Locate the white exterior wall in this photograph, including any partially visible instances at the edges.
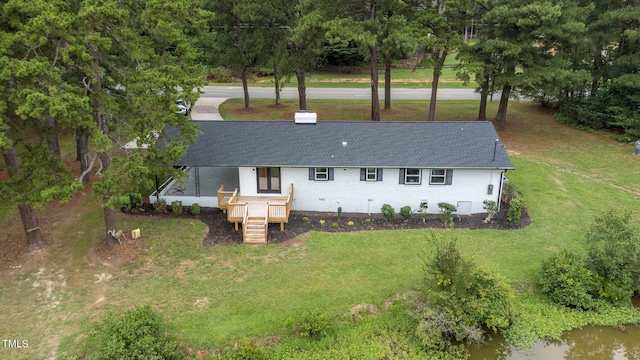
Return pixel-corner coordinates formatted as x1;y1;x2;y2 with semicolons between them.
238;167;505;215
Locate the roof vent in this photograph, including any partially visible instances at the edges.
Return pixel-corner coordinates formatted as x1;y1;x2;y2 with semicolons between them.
294;111;317;124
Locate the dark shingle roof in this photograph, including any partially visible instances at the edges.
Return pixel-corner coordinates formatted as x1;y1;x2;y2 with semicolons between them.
171;120;514;169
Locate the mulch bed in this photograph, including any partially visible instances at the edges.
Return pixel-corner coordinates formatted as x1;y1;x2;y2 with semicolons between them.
133;204;530;246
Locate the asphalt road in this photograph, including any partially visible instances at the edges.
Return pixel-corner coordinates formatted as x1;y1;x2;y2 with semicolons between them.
201;86;482;101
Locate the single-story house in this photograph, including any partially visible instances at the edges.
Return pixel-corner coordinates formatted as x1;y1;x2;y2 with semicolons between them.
151;116;513;242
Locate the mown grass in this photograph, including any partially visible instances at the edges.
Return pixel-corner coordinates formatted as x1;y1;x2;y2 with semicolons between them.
1;99;640;359
219;98;490;122
209;54;473;89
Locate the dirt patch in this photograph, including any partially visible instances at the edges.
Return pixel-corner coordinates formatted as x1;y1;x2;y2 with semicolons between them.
92;237;145;267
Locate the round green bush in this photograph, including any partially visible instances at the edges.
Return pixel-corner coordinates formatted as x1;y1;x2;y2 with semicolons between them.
302;216;310;223
331;223;340;229
86;305;183;360
400;206;412;221
381;204;395;223
190;203;201;216
538;249;597;310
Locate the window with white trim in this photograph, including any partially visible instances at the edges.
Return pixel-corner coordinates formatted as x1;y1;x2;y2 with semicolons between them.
315;167;328;180
366;168;377;181
404;168;421;184
429;169;453;185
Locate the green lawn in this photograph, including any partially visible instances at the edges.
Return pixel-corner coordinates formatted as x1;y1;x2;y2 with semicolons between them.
1;100;640;359
209;53;474;89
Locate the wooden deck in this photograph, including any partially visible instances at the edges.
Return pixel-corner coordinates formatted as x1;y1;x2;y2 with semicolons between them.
217;184;294;243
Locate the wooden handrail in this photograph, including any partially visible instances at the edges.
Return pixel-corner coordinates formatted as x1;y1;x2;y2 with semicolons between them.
242;205;249;241
264;205;269;241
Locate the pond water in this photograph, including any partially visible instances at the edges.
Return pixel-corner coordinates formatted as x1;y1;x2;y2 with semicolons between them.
469;325;640;360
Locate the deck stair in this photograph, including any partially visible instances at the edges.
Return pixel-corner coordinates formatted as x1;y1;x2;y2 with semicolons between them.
218;183;294;244
243;215;268;244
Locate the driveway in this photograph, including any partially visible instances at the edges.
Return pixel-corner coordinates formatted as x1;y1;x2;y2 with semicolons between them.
191;97;227;121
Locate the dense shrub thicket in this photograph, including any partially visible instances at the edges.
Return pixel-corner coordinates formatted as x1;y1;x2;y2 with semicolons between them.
539;210;640;307
415;235;513;358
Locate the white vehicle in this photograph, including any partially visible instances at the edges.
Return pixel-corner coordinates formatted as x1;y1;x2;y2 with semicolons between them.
176;99;191;115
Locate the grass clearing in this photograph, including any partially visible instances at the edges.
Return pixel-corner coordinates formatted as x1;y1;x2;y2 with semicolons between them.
210;55;473;89
1;99;640;358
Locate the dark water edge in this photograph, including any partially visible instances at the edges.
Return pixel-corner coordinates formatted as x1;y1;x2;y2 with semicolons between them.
468;325;640;360
470;297;640;359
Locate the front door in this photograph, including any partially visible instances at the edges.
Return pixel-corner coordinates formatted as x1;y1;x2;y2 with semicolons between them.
257;167;281;193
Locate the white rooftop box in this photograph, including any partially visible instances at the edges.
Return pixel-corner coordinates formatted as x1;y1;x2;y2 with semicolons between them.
294;111;317;124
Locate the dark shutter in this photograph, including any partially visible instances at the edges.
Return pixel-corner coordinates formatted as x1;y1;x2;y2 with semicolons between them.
328;168;334;181
398;168;405;184
309;168;314;180
360;168;366;181
377;168;383;181
445;169;453;185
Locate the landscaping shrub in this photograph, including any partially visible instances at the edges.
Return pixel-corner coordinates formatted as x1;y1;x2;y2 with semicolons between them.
302;216;310;223
337;206;342;220
506;197;524;225
538;249;598;310
437;202;457;228
482;200;498;223
153;198;167;213
331;223;340;229
381;204;395;223
125;192;143;211
501;181;519;202
86;305;183;360
400;206;412;221
190;203;201;216
364;218;372;225
171;200;183;215
416;200;429;222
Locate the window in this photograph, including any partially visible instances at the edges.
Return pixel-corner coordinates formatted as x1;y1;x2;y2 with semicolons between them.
398;168;421;184
315;168;328;180
309;167;334;181
360;168;383;181
429;169;453;185
366;168;377;181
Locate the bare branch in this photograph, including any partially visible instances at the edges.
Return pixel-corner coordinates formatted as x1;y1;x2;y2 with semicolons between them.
77;153;98;182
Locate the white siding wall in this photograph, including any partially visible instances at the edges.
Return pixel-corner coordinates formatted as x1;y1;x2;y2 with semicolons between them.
238;167;504;214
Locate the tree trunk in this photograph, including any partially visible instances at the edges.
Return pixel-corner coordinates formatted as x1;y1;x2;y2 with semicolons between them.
478;92;488;121
97;151;119;246
241;68;250;109
384;56;392;110
273;60;281;105
428;51;448;121
3;147;45;252
295;65;307;110
103;206;119;246
45;116;60;157
428;69;440;121
496;83;512;131
76;128;90;183
370;46;381;121
19;204;45;252
478;70;490;120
